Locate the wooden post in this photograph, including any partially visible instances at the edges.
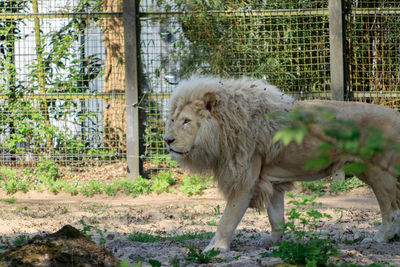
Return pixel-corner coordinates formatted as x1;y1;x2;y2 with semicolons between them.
124;0;142;179
329;0;346;101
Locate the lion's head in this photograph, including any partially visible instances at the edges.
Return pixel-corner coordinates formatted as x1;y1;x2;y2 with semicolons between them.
164;81;220;172
164;76;294;180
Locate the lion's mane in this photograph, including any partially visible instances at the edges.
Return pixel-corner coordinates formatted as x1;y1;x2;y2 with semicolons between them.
169;76;295;209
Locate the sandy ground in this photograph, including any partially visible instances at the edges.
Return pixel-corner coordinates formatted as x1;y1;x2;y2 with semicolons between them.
0;186;399;266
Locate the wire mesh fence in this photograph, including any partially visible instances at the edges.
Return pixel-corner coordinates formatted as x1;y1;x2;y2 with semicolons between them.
1;0;399;177
139;0;333;169
346;0;400;109
0;0;126;179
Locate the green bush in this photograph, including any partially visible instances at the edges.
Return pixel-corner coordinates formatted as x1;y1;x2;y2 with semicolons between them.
180;175;213;196
151;170;177;194
269;194;338;266
0;167;17;180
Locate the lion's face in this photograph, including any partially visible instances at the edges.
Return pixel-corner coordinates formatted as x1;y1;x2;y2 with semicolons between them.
164;92;219;170
164;104;202;159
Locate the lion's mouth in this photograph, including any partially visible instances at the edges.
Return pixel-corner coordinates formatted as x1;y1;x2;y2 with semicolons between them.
169;148;188;155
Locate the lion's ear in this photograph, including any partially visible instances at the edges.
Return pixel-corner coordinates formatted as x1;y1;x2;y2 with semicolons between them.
203;92;216;112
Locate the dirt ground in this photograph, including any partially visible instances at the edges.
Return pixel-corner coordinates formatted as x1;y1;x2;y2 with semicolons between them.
0;186;399;266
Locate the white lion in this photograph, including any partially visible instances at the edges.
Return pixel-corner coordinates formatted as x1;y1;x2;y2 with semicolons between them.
164;76;400;252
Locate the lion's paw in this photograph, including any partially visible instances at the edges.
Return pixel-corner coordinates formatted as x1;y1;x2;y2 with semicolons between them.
257;232;282;248
203;243;230;253
361;237;375;244
361;232;390;243
203;237;230;253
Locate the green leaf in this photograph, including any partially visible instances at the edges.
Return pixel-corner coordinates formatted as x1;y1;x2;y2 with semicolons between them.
318;142;332;153
273;125;307;146
304;155;330;171
341;162;368;175
148;259;162;267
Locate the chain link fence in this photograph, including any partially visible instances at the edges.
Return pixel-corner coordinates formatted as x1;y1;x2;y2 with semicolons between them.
1;0;399;177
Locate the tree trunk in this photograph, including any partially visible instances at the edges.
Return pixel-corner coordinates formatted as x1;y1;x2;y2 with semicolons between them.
102;0;126;154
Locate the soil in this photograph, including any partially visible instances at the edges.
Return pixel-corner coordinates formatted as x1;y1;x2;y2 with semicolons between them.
0;225;120;266
0;186;399;266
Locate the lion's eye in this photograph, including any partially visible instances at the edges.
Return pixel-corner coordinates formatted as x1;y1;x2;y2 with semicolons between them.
183;119;191;125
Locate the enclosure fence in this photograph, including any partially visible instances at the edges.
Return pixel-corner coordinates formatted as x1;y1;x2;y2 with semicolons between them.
139;0;400;173
1;0;399;178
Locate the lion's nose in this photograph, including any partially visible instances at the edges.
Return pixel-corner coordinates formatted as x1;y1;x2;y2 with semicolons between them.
164;137;175;145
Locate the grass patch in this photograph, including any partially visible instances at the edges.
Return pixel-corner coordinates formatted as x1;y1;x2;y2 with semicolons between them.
13;234;30;247
0;198;16;204
0;165;214;199
206;220;218;226
300;180;326;193
128;231;213;244
329;177;366;194
185;247;220;264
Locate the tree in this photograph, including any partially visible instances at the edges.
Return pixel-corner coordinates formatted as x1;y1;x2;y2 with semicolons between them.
102;0;126;153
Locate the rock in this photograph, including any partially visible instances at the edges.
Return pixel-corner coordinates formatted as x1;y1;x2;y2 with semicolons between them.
0;225;121;267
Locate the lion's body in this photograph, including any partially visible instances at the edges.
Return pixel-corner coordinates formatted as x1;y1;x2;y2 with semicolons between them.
164;76;400;252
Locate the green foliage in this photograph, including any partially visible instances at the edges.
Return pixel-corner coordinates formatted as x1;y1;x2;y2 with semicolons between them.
128;231;213;244
212;204;222;216
13;234;29;247
151;170;177;194
148;259;162;267
4;177;30;194
0;0;110;164
120;260;142;267
185;247;220;264
329;177;365;194
36;159;59;180
180;175;213;195
206;220;218;226
79;219;107;247
79;180;104;197
300;180;327;193
170;257;180;267
0;197;16;204
0;164;180;198
113;177;152;196
271;194;338;266
155;0;330;93
0;167;17;180
273;124;308;146
273;107;400;177
150;156;178;169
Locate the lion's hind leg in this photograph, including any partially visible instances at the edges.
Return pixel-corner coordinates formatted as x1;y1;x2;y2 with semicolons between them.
257;182;293;247
358;167;400;243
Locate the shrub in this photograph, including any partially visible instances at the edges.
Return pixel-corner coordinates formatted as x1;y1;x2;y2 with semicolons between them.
151;170;177;194
180;175;213;196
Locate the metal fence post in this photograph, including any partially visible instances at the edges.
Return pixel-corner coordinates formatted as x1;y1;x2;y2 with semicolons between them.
124;0;142;179
329;0;346;101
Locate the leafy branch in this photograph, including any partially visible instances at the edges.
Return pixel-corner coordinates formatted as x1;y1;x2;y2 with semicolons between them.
272;107;400;179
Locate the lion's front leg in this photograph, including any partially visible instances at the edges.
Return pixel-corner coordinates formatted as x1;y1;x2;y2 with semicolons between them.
204;154;262;252
203;187;253;252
